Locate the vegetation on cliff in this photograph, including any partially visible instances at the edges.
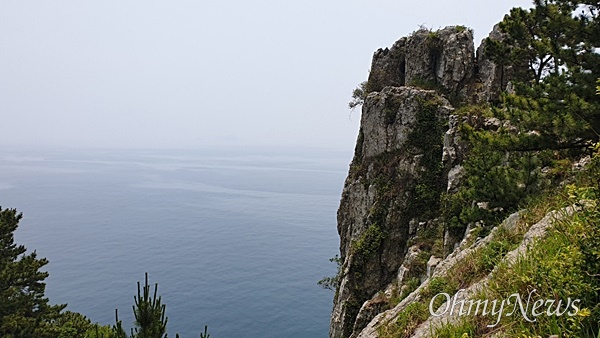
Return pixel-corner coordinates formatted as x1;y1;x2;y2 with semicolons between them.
431;145;600;337
445;0;599;236
375;145;600;337
330;0;600;337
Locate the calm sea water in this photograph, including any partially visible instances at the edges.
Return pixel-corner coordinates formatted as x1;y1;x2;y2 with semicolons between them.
0;147;350;338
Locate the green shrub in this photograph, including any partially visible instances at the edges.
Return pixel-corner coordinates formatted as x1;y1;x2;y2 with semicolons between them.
352;224;386;258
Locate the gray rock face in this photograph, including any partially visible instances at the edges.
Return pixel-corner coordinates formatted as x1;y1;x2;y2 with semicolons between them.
330;87;452;338
367;26;475;100
405;27;474;97
426;256;441;279
403;29;438;86
434;27;475;96
366;25;512;105
475;24;513;103
367;38;407;92
359;87;453;159
330;25;509;338
395;245;422;287
351;297;388;337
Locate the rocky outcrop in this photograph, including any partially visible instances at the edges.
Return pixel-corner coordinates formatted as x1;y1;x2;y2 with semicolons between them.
330;25;512;338
330;87;452;338
367;38;407;92
405;27;475;97
358;87;453;159
474;24;512;103
367;26;475;101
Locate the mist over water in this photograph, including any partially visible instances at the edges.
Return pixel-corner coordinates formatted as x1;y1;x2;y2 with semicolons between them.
1;147;350;337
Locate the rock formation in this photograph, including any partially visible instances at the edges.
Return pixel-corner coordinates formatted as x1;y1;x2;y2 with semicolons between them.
330;87;452;338
330;25;511;338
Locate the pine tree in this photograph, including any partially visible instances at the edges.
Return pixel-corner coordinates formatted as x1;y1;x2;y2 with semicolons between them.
114;273;168;338
0;207;66;338
445;1;600;232
348;81;368;110
486;0;600;146
113;273;210;338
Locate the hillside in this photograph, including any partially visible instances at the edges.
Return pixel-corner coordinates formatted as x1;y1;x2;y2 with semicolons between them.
329;2;600;337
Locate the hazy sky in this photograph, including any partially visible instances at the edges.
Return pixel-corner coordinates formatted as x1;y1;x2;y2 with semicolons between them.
0;1;532;150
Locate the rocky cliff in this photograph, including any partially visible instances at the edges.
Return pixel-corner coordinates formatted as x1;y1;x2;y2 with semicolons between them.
330;25;508;338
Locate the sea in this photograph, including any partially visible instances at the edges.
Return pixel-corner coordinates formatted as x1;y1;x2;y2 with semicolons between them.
0;146;352;338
